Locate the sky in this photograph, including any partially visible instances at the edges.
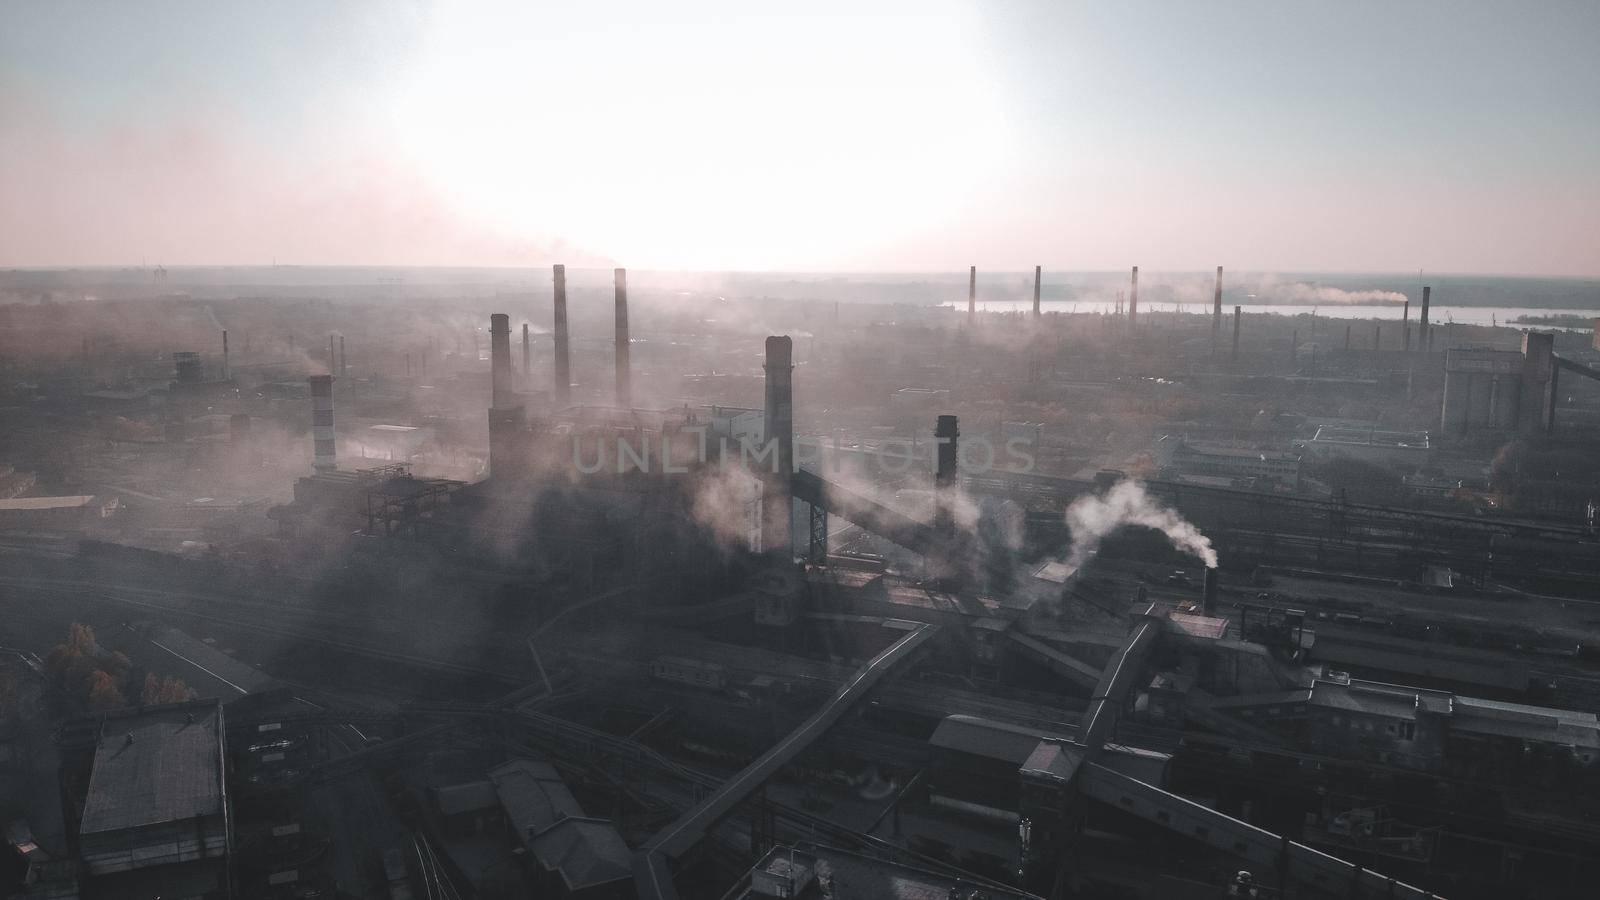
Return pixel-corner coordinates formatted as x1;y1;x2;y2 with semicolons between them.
1;0;1596;275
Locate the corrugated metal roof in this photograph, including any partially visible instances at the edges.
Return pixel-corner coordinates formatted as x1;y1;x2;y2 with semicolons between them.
79;703;224;835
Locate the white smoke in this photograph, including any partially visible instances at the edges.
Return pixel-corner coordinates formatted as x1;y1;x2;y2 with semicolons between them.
1062;479;1217;570
1257;279;1406;305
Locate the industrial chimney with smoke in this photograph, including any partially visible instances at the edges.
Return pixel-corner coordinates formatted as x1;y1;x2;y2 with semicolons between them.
309;374;336;473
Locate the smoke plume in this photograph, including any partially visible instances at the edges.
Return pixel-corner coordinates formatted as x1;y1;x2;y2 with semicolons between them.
1062;479;1217;569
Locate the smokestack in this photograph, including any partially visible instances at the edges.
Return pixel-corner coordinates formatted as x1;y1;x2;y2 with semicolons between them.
1231;306;1241;362
309;375;336;473
1419;286;1432;351
221;330;230;381
762;336;795;555
490;313;514;409
1128;266;1139;326
967;266;976;321
1202;567;1219;613
552;264;571;408
1032;267;1041;318
339;336;347;377
521;323;530;389
935;415;959;490
329;336;336;375
1212;267;1223;344
614;268;631;407
934;414;960;540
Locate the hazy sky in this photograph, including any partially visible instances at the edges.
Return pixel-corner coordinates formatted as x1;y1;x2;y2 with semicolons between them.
2;1;1596;275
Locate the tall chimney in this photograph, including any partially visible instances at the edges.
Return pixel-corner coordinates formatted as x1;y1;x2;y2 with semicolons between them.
1212;266;1224;344
521;323;530;388
490;313;514;409
1128;266;1139;326
935;415;960;490
329;336;336;375
1419;286;1431;352
934;414;960;539
552;264;571;407
222;330;230;381
614;268;631;407
309;375;336;473
1231;305;1241;362
762;336;795;555
1202;566;1219;613
968;266;976;321
339;336;347;377
1032;266;1041;318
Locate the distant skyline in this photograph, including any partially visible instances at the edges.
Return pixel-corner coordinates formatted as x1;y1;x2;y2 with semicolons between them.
2;1;1597;276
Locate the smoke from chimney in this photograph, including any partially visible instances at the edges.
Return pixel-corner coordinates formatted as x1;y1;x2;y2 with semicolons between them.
1061;479;1217;571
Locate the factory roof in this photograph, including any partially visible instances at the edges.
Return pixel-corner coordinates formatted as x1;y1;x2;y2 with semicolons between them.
1308;426;1430;449
527;818;632;892
488;758;582;839
433;780;500;817
1452;697;1600;749
1020;741;1083;783
741;844;1036;900
0;495;97;510
931;714;1074;765
78;701;225;835
1031;560;1077;584
1308;679;1419;721
1167;611;1229;640
488;759;631;891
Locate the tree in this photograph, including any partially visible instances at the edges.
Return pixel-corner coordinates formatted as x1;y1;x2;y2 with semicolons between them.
140;673;161;705
87;671;126;711
156;677;193;704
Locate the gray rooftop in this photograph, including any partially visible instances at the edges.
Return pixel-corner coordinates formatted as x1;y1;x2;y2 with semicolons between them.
79;702;224;835
529;818;632;891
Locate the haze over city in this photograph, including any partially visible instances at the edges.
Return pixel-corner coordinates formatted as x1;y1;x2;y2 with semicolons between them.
6;4;1600;900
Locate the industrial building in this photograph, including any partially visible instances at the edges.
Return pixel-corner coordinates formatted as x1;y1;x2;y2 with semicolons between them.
68;700;232;899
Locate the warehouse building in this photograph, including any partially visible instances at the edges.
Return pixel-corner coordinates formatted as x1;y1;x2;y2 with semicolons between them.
74;700;231;899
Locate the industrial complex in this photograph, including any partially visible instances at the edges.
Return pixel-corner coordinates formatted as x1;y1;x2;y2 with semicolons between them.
3;263;1600;900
